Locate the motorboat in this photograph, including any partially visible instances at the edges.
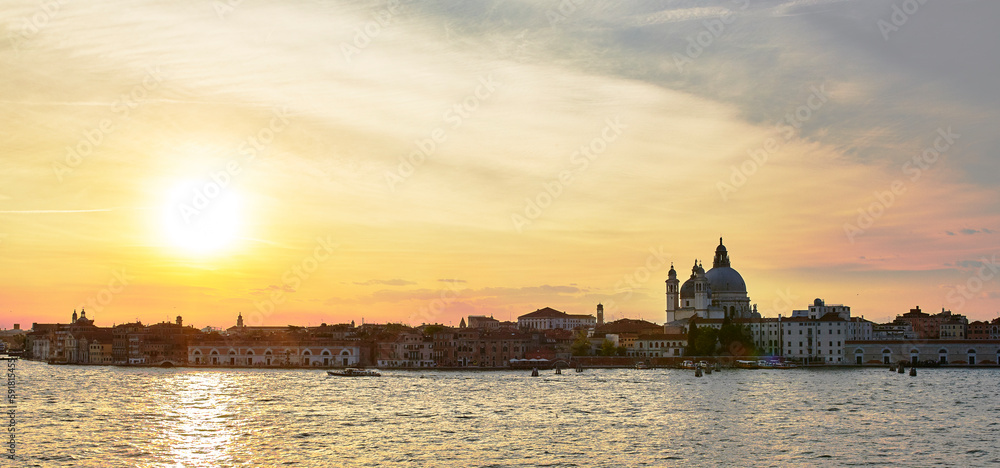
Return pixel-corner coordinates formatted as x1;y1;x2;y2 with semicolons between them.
679;360;696;369
328;368;381;377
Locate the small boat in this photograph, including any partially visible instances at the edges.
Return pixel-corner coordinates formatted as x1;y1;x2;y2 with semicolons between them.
328;368;381;377
680;360;696;370
771;362;797;369
636;362;650;369
735;360;759;369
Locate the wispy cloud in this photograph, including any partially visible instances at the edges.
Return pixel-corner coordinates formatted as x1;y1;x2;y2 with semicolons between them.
354;279;417;286
0;208;120;213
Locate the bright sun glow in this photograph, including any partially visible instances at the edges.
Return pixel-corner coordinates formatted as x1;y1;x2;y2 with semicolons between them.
162;179;243;254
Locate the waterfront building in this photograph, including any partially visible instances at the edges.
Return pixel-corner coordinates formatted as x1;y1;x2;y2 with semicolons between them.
590;318;663;354
112;322;145;364
872;322;916;340
188;341;361;367
665;238;755;325
517;307;595;330
848;340;1000;365
378;330;435;367
968;320;991;339
791;298;851;319
893;307;966;340
467;315;501;329
940;315;968;339
87;334;114;364
743;317;783;356
777;300;873;363
632;333;687;358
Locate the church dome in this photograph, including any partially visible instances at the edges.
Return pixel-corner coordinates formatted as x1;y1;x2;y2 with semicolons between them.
680;278;695;298
705;266;746;293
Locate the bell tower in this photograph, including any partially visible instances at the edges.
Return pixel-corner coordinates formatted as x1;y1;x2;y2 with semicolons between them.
713;237;730;268
693;261;709;315
665;263;679;323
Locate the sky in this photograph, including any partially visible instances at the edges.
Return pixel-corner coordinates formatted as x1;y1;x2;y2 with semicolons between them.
2;0;1000;329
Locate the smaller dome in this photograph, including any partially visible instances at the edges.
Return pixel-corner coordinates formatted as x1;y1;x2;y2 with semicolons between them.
680;278;695;298
814;298;823;306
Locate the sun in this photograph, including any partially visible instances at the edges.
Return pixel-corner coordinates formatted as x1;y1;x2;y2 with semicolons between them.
161;179;243;254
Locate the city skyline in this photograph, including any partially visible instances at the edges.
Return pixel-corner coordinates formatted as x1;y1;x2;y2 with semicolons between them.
3;0;1000;329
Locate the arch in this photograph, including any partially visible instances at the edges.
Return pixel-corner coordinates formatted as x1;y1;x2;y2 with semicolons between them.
193;350;202;355
303;350;312;356
210;349;219;355
938;349;948;354
967;349;977;354
228;350;236;355
340;349;351;356
264;349;273;355
246;350;254;355
882;348;891;354
321;349;331;356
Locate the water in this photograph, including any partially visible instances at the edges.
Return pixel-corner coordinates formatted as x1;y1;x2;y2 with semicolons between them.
10;361;1000;467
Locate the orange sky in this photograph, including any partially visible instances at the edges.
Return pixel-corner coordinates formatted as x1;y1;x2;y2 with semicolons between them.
3;0;1000;329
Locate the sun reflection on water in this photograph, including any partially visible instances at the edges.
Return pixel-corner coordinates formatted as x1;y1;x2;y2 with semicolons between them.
160;372;240;467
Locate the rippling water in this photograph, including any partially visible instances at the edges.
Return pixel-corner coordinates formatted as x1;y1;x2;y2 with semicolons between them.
11;361;1000;467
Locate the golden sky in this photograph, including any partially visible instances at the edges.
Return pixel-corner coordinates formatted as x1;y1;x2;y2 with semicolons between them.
3;0;1000;329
